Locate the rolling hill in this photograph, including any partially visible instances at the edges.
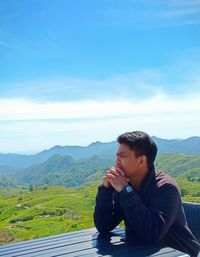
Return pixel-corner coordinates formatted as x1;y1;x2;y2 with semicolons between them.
0;136;200;169
0;152;199;188
0;155;114;188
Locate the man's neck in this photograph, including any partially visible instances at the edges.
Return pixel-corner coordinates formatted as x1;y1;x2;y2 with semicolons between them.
129;168;148;191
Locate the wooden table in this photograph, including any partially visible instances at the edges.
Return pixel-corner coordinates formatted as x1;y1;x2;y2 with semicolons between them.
0;227;197;257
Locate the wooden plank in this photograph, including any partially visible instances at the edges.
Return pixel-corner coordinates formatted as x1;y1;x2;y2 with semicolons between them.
0;232;95;254
58;245;178;257
0;237;100;257
0;235;188;257
0;227;124;252
0;230;124;257
0;227;97;251
0;227;192;257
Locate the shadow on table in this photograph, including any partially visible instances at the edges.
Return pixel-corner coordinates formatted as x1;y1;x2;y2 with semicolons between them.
92;232;163;257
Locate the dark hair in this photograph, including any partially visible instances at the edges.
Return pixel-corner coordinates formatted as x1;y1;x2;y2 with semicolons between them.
117;131;157;168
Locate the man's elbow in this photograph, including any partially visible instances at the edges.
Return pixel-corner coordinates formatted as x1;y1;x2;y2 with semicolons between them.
94;215;110;234
95;223;111;234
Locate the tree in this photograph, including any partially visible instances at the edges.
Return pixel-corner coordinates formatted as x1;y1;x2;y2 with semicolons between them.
29;184;34;192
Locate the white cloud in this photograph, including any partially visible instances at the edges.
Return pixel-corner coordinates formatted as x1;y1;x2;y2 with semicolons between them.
0;92;200;121
0;92;200;153
99;0;200;29
161;7;200;18
1;55;200;153
2;48;200;102
158;0;200;25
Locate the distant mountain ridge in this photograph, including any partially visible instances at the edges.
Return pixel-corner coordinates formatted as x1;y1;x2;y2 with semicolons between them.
1;153;199;188
152;136;200;156
0;136;200;168
0;154;114;188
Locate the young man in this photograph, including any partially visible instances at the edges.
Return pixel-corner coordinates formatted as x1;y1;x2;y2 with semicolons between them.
94;131;200;257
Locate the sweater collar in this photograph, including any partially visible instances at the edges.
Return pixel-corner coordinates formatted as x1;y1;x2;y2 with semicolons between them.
139;165;156;194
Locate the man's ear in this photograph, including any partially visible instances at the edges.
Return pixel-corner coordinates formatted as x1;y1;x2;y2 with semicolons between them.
138;155;147;167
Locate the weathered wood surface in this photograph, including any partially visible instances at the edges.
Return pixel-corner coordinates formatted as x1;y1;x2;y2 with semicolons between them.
0;227;195;257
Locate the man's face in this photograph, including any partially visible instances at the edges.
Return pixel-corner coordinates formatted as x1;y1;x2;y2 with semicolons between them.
115;143;141;178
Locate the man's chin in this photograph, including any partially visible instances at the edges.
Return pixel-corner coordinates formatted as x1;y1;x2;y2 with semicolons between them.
124;172;131;179
123;171;129;177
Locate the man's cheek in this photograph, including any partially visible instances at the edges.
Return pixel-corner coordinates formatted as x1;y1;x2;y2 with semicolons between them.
116;164;123;170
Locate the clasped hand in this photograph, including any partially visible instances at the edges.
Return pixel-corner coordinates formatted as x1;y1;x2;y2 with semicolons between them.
103;166;129;192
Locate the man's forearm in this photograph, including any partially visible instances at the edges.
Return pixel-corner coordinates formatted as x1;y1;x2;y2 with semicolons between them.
94;185;122;233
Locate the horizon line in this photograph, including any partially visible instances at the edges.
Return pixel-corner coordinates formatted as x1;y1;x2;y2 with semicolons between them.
1;134;199;156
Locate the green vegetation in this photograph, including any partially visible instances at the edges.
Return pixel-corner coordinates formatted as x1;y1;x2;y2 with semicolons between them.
0;183;98;245
0;176;16;188
0;179;199;245
0;153;200;245
155;153;200;177
155;153;200;202
0;155;114;188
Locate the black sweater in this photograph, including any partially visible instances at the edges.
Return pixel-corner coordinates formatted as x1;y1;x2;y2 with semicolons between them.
94;169;200;257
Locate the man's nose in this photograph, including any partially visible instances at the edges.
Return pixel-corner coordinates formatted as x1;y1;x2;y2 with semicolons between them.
115;157;121;166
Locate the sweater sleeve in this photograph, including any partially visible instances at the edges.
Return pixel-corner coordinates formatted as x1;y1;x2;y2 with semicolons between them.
119;183;181;243
94;185;123;234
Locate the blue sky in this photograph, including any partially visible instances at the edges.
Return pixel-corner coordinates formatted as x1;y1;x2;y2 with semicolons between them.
0;0;200;153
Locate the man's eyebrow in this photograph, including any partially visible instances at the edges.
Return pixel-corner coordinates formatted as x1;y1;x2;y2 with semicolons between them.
116;152;127;156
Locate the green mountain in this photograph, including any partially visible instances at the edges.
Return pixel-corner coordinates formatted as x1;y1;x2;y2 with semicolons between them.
0;153;200;245
0;141;117;168
177;168;200;182
1;152;200;188
152;136;200;155
155;153;200;177
0;165;19;176
0;176;16;188
0;136;200;168
17;155;114;187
